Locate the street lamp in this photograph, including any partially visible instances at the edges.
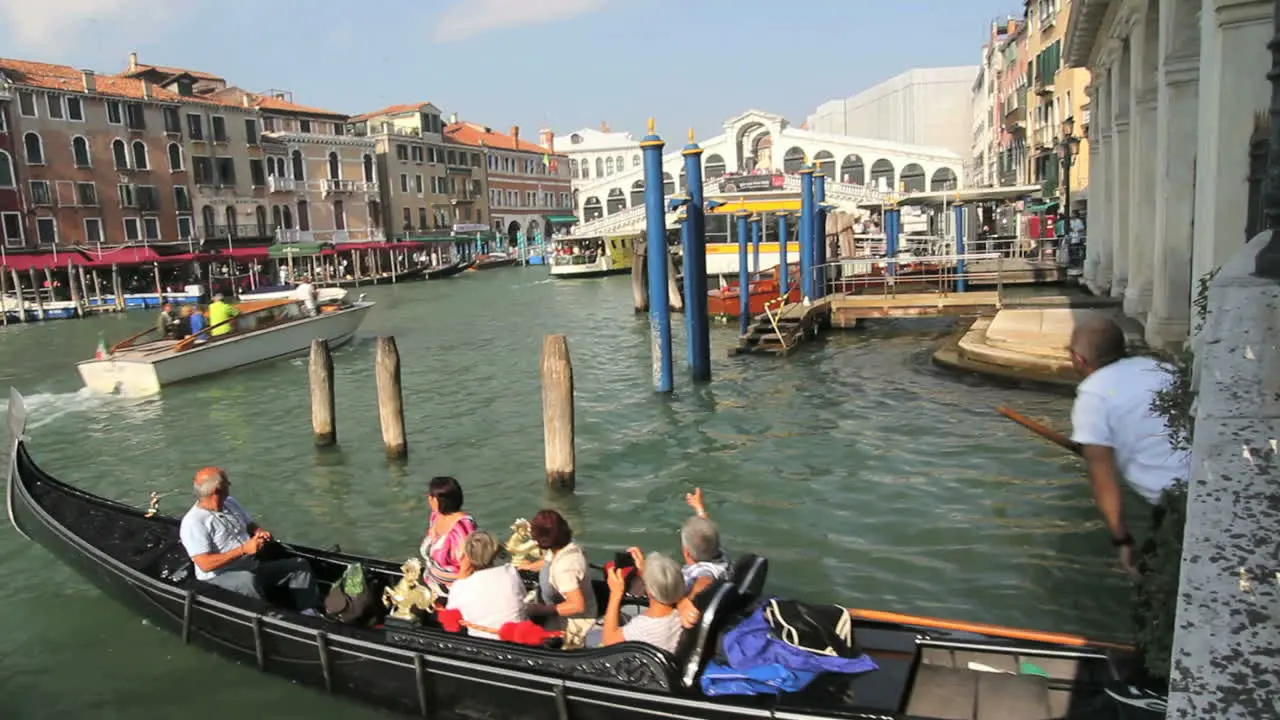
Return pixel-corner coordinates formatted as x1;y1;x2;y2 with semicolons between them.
1056;117;1082;267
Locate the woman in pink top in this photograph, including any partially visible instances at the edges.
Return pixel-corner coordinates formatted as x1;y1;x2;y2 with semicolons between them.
419;476;478;593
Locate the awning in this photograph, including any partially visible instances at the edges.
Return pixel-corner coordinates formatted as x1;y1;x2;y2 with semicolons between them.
1025;200;1060;213
267;242;328;259
0;251;88;272
203;246;269;261
81;246;162;267
545;215;579;224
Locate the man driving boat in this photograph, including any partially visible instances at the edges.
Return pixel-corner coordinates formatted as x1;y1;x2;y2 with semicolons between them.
178;467;321;615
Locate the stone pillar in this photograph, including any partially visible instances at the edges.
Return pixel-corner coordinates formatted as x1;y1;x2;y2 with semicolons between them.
1190;0;1274;306
1147;0;1202;348
1126;2;1161;319
1089;70;1115;294
1110;49;1133;299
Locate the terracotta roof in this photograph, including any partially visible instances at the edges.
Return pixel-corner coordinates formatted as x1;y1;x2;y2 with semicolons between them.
350;102;432;122
445;121;555;154
205;87;347;119
122;63;225;82
0;57;187;103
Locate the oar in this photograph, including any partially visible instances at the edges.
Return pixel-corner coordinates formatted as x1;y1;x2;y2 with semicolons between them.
846;608;1134;651
996;405;1082;456
110;325;159;352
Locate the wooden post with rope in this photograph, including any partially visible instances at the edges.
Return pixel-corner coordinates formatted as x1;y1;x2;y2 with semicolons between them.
309;339;336;447
375;336;407;460
10;268;25;323
540;334;575;491
0;264;8;326
67;261;83;319
28;268;45;320
111;263;124;312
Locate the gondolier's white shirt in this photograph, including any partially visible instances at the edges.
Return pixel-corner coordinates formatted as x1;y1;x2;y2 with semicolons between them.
1070;356;1191;504
180;497;257;581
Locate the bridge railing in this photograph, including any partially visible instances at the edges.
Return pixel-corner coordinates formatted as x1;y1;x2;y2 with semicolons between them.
809;252;1007;303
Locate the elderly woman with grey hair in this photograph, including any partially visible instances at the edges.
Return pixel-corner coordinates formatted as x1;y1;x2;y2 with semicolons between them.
444;531;526;640
599;552;685;653
627;487;730;629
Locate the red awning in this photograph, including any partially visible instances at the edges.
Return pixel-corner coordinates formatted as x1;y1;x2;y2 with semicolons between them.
82;246;162;268
210;246;269;260
0;251;88;271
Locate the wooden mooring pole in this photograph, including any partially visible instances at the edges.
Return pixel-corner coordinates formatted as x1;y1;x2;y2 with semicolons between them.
309;339;336;447
540;334;576;491
0;265;8;326
375;336;407;460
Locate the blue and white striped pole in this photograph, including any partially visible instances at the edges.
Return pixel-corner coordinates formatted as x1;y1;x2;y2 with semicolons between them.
641;119;672;394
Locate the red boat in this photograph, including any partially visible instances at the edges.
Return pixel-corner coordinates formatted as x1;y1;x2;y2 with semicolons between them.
707;263;801;318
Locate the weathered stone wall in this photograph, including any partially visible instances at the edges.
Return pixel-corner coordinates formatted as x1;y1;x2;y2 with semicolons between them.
1168;230;1280;718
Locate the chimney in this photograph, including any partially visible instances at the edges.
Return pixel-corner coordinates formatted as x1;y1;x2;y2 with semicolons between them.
511;126;520;144
81;70;96;93
128;51;138;71
242;94;250;108
539;129;554;151
449;112;458;124
141;80;153;100
600;121;610;133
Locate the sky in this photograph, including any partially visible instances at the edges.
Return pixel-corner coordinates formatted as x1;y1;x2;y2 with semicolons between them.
0;0;1022;142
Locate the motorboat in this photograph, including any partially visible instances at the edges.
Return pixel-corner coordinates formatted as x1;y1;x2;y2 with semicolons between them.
240;287;349;305
471;252;518;270
76;297;373;396
548;234;635;279
707;264;802;319
4;389;1163;720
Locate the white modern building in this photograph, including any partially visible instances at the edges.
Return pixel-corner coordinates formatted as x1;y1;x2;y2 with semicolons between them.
553;124;641;189
560;109;965;236
1066;0;1273;349
806;67;979;158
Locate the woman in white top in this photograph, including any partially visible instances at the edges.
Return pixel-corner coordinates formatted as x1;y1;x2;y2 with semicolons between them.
444;531;525;640
600;551;684;654
518;509;598;649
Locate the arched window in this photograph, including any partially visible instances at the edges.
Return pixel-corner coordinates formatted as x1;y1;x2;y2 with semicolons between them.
201;205;217;235
615;155;623;172
224;206;237;235
272;205;283;229
632;154;640;167
255;205;267;236
274;157;286;177
605;156;614;175
167;143;183;171
131;140;149;170
297;200;310;231
112;140;128;170
333;200;346;230
282;205;294;230
327;151;340;180
23;133;44;165
570;159;578;176
580;161;589;179
595;157;603;177
291;150;304;180
71;137;91;168
362;154;374;183
0;151;14;188
368;200;381;228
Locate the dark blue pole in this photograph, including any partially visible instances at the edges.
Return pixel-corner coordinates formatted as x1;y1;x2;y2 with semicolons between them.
814;172;827;297
777;213;789;298
680;216;694;366
953;202;967;292
884;206;900;279
750;215;761;275
736;211;750;336
799;168;814;300
641;120;672;394
682;134;709;382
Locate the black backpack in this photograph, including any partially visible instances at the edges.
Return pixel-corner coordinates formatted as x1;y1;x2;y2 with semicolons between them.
323;562;384;626
763;598;857;657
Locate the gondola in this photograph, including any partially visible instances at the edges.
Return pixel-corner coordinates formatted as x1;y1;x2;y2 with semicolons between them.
321;264;429;288
4;389;1163;719
425;259;472;280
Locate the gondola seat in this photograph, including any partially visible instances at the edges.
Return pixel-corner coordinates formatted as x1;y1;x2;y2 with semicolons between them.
672;579;750;689
730;553;767;603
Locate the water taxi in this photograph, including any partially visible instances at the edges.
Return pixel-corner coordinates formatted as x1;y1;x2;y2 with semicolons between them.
77;295;373;396
547;234;636;279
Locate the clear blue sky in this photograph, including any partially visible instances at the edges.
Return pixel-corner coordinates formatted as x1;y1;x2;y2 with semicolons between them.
2;0;1021;141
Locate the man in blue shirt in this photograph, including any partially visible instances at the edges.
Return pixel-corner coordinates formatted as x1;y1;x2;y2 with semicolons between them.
188;305;207;338
178;466;320;614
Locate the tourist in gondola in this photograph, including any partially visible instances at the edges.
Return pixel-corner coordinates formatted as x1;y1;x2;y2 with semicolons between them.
178;467;321;615
595;551;684;654
419;476;478;594
1067;315;1191;575
444;531;526;640
632;487;730;629
518;509;597;649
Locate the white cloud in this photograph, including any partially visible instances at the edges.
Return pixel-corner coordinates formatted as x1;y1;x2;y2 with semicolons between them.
0;0;174;54
431;0;605;42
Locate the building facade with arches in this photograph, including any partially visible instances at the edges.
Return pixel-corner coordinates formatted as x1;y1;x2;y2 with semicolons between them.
567;110;964;225
0;85;22;249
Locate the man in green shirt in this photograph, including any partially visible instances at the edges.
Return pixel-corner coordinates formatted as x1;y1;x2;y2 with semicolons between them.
207;294;240;337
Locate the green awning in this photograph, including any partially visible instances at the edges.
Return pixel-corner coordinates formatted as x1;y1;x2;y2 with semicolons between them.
267;242;327;259
545;215;579;224
1025;201;1059;213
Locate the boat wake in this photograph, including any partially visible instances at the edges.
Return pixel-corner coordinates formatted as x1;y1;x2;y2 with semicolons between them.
0;388;110;430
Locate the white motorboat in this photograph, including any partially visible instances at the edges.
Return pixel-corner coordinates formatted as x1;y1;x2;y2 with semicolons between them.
547;234;635;279
77;300;374;396
239;286;349;304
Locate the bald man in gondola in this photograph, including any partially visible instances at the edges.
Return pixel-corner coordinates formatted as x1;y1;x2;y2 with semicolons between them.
178;467;321;615
1067;316;1190;575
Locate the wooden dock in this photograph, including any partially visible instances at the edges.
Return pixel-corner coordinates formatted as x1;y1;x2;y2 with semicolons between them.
731;296;833;356
828;291;1002;327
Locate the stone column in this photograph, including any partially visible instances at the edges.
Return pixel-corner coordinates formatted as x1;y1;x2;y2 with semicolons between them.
1190;0;1274;302
1126;2;1161;319
1089;69;1115;294
1147;0;1202;348
1110;48;1133;299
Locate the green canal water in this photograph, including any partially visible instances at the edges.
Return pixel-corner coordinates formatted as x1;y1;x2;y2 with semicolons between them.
0;268;1134;718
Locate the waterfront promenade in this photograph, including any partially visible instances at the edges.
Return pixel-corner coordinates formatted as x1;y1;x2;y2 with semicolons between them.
0;268;1136;717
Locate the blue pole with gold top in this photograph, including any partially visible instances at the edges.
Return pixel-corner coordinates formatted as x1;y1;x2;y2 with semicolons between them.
799;166;815;300
777;212;790;297
751;215;761;275
883;203;900;279
682;130;710;382
953;200;967;292
641;118;673;394
813;171;827;296
736;210;751;336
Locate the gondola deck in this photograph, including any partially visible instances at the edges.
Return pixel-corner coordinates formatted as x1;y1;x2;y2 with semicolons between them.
5;389;1162;719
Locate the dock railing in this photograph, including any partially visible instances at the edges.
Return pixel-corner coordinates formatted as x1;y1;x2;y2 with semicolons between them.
812;251;1006;304
761;295;792;350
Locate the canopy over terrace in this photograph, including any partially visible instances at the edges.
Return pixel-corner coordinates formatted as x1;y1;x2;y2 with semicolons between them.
0;249;91;271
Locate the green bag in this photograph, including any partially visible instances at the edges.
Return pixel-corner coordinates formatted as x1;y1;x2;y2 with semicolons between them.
340;562;367;596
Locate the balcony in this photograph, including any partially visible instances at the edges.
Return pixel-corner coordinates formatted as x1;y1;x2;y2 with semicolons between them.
203;224;274;240
267;176;297;193
450;193;476;205
276;229;316;244
1035;77;1055;96
322;179;379;197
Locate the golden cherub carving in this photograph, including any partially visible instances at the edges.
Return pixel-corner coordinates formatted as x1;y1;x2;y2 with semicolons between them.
382;558;435;621
505;518;542;566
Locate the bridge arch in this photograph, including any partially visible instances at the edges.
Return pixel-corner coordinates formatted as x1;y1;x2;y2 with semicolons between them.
813;150;835;180
900;163;926;193
930;167;958;191
583;196;603;222
704;154;726;178
606;188;626;215
869;159;895;191
782;146;806;173
840;154;865;184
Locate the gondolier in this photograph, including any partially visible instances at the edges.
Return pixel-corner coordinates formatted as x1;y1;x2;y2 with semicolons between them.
1067;316;1190;574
